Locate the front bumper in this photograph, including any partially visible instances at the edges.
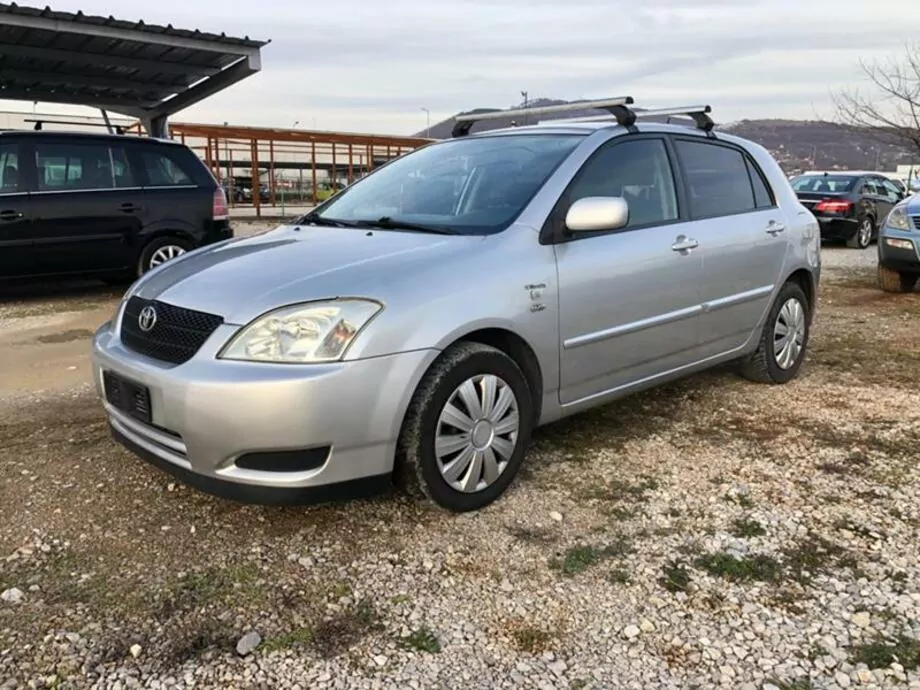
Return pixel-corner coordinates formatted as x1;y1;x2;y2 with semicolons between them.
878;228;920;274
92;321;438;505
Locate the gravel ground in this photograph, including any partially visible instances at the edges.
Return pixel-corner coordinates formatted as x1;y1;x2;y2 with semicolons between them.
2;245;919;690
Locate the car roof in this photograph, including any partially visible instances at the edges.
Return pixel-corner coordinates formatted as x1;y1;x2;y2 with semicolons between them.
0;130;183;146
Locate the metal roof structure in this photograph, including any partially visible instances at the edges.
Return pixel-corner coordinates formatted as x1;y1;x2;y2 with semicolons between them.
0;3;268;136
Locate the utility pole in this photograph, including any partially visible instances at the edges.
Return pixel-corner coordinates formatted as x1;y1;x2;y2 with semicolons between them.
421;107;430;137
521;90;529;125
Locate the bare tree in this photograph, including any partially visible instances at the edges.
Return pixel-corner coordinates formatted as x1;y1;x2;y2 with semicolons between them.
832;42;920;157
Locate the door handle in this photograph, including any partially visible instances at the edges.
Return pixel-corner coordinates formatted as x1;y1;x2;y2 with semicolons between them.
120;203;141;213
766;220;786;235
0;210;23;221
671;235;699;252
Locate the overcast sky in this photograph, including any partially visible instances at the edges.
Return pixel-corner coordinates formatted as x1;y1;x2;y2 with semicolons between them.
3;0;918;135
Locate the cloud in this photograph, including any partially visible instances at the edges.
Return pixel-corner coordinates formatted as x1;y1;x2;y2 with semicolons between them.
0;0;915;135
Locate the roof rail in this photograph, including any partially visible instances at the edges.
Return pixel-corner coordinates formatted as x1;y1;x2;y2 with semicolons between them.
451;96;635;137
543;104;715;134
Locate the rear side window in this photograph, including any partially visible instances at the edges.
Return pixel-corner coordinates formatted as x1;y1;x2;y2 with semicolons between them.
35;141;119;192
0;142;19;193
675;139;761;218
139;149;195;187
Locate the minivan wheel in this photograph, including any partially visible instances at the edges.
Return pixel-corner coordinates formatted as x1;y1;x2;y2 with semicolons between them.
878;264;918;293
847;217;874;249
396;342;533;512
138;237;191;276
739;281;810;384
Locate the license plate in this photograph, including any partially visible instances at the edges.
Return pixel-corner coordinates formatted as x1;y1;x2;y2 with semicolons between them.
102;370;152;424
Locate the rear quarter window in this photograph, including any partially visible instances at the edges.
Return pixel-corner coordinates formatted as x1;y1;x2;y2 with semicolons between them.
137;147;198;187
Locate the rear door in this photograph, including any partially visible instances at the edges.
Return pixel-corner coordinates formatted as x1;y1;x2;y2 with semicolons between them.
128;143;210;242
671;136;789;358
29;137;144;276
0;138;33;278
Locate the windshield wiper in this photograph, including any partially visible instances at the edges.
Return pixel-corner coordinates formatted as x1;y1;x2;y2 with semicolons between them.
354;217;454;235
298;211;359;228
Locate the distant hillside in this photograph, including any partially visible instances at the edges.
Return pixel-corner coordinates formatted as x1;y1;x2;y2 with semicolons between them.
419;98;915;174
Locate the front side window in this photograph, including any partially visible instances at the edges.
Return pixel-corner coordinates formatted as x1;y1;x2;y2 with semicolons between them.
0;143;18;193
308;134;585;235
675;139;757;218
35;142;115;192
567;138;678;228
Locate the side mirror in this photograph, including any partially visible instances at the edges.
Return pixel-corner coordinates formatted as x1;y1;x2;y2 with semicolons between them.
911;181;920;193
565;196;629;233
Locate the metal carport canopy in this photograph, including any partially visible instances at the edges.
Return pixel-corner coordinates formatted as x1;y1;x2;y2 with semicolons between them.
0;3;268;137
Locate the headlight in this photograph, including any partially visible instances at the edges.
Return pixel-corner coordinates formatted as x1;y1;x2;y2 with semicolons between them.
218;299;382;363
886;204;911;231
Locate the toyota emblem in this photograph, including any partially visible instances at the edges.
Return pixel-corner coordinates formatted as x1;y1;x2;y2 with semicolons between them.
138;305;158;332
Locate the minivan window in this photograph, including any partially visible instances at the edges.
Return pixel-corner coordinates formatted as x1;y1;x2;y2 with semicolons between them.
0;143;18;193
111;146;135;188
309;134;585;235
141;150;194;187
568;138;678;228
675;139;758;218
35;141;116;192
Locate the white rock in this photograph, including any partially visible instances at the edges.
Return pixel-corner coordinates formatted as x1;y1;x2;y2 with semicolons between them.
623;625;640;639
0;588;23;604
835;671;851;687
548;660;567;676
639;619;655;633
549;511;563;522
850;612;871;629
236;631;261;656
129;644;142;658
372;654;387;667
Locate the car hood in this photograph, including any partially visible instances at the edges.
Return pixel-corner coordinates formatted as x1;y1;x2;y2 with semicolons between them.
904;194;920;214
134;224;481;324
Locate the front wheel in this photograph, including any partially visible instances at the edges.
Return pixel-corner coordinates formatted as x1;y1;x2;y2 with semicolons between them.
396;342;533;512
740;281;811;384
847;217;874;249
878;264;917;293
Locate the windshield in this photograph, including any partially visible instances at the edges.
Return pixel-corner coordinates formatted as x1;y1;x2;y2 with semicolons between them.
790;175;857;193
302;134;584;235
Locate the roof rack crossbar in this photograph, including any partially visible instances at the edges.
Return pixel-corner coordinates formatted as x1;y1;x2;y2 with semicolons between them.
451;96;635;137
541;104;715;133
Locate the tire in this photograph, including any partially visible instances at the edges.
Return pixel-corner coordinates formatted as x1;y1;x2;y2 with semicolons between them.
877;264;917;293
395;341;533;512
846;217;874;249
137;236;191;277
740;281;811;384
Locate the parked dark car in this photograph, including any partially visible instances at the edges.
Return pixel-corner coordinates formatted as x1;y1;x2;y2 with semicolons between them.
789;171;905;249
0;131;231;281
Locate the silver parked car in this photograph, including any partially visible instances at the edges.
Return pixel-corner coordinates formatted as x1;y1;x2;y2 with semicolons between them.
92;97;821;512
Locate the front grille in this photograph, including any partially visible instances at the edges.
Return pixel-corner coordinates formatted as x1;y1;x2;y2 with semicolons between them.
911;215;920;231
120;296;223;364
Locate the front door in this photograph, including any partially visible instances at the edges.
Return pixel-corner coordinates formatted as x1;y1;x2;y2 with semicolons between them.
554;135;703;406
0;139;34;279
670;136;790;357
28;138;144;276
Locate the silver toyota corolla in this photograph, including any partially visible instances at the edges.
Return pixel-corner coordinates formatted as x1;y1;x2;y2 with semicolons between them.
92;98;821;512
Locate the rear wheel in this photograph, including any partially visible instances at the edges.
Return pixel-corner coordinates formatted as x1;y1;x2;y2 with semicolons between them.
137;236;191;277
878;264;917;293
396;342;533;512
847;217;874;249
740;281;811;384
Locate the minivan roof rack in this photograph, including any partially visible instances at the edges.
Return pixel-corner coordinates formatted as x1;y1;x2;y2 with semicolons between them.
451;96;634;137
